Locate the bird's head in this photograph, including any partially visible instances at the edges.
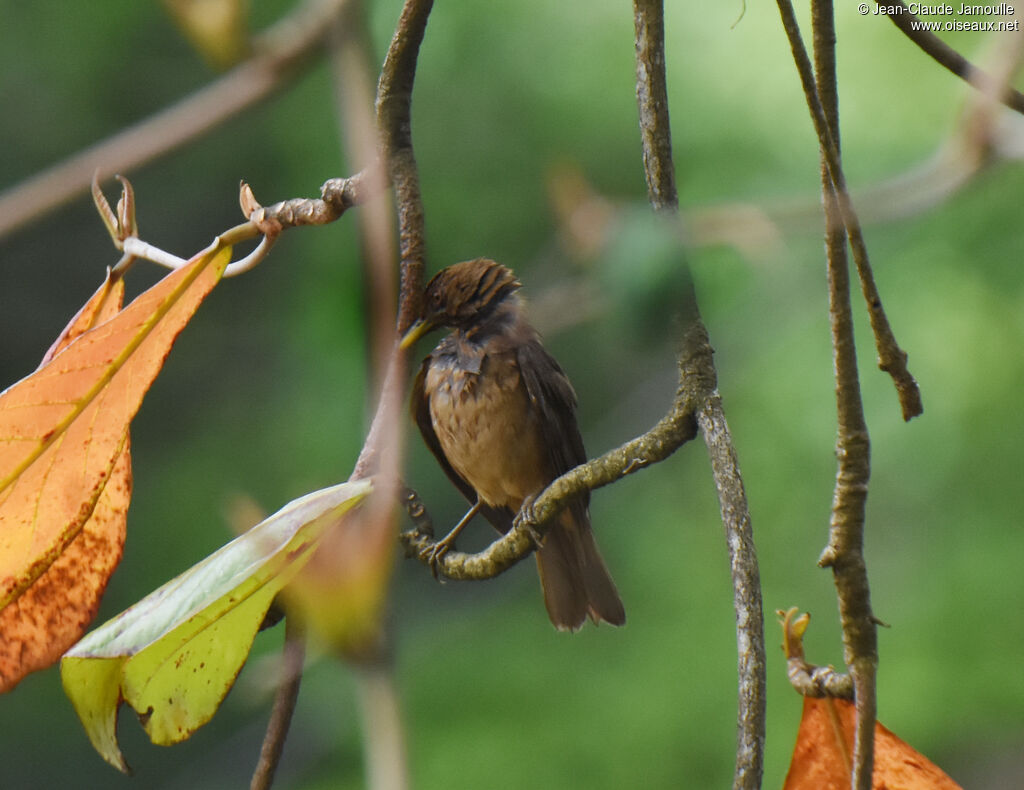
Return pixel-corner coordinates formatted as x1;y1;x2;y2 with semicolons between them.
400;258;521;348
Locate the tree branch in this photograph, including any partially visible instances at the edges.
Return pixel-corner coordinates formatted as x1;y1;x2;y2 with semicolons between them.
696;393;766;788
638;4;767;788
632;0;677;214
375;0;434;335
775;0;922;422
250;617;306;790
0;0;353;240
347;0;433;485
243;169;385;236
877;0;1024;115
809;3;877;788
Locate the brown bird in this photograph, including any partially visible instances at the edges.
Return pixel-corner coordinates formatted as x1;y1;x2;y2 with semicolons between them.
400;258;625;630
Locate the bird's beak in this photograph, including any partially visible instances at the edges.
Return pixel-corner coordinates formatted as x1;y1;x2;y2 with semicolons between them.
399;318;432;350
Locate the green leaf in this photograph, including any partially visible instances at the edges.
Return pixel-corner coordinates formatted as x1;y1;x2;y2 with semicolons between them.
61;478;373;772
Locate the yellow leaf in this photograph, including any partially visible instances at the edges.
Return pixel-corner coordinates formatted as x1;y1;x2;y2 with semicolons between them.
62;478;372;772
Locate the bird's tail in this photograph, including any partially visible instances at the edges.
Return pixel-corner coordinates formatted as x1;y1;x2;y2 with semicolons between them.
536;511;625;631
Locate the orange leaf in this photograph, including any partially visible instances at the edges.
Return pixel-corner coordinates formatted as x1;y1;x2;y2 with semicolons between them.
0;272;132;692
0;442;130;692
783;697;963;790
38;270;128;369
0;246;229;635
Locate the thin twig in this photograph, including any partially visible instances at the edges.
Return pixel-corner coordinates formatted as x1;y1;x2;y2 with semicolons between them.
0;0;353;239
638;3;770;787
349;0;433;482
250;617;306;790
809;3;877;788
877;0;1024;115
243;169;384;236
776;0;922;422
374;0;434;334
340;9;434;789
633;2;766;787
633;6;765;787
633;0;678;214
778;609;854;700
696;393;766;789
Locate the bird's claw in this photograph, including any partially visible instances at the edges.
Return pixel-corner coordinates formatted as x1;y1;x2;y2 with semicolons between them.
514;496;545;550
420;535;456;580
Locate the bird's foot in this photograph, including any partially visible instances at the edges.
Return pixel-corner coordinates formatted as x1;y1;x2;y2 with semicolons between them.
419;534;457;580
417;502;479;580
514;495;546;550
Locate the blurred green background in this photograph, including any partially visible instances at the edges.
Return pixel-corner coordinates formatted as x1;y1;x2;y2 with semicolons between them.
2;1;1023;787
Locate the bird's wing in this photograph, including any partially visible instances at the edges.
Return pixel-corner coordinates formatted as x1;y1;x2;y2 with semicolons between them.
411;356;515;533
516;339;591;519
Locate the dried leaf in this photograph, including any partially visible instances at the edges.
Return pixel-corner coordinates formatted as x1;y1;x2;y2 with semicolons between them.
0;444;130;692
62;479;372;773
0;272;134;692
0;246;230;627
783;697;963;789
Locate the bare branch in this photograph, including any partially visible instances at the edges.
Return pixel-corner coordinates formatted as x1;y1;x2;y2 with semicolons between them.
631;4;766;788
347;0;434;484
375;0;434;335
877;0;1024;115
250;617;306;790
775;0;922;422
696;394;766;786
243;169;385;236
808;3;878;787
632;0;677;214
0;0;353;240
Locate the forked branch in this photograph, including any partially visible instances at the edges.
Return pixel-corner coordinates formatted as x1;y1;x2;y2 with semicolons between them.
776;0;922;422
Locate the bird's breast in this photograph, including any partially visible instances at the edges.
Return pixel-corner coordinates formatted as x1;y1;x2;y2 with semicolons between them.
425;350;548;511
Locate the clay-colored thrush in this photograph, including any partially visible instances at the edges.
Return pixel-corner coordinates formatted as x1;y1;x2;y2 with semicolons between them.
401;258;625;630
